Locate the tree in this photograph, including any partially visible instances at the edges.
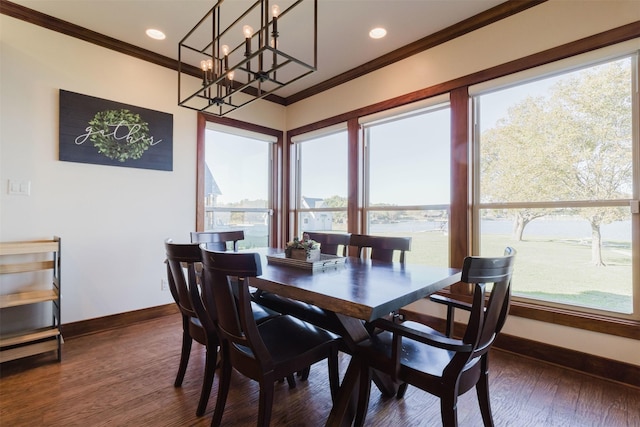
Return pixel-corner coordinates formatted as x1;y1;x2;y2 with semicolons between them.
322;195;347;224
481;60;633;265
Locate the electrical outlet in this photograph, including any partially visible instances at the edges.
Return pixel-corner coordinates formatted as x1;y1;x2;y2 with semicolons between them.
161;279;169;291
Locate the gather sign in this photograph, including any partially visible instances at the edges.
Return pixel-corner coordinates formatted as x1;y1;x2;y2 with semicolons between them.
59;90;173;171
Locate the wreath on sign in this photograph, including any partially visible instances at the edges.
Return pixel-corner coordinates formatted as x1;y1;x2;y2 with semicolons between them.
89;109;151;162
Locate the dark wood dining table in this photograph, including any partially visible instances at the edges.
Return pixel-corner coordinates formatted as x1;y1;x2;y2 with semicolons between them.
248;248;462;426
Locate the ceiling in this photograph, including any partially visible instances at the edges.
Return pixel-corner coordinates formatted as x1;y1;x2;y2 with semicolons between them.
8;0;508;99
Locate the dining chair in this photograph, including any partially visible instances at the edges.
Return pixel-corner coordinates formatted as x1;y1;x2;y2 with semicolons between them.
200;249;341;427
164;240;220;417
354;247;517;427
348;233;411;263
191;230;245;251
164;240;283;416
304;231;351;256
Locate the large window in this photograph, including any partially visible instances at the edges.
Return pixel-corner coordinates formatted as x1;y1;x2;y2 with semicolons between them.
203;124;276;249
473;54;638;317
292;128;349;234
362;103;451;266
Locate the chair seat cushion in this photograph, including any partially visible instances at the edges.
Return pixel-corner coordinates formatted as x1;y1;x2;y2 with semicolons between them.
233;315;339;370
359;329;454;378
253;291;343;334
250;300;280;324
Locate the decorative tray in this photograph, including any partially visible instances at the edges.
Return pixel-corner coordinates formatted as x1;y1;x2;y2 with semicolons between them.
266;253;346;272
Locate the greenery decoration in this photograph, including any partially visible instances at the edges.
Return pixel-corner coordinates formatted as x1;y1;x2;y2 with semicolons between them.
285;233;319;257
89;109;151;162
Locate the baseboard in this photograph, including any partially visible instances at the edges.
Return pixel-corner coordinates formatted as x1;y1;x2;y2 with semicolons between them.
402;311;640;389
62;304;178;339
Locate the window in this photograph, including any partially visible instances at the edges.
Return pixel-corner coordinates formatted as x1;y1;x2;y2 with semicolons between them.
201;122;277;249
473;54;638;317
293;128;348;234
362;103;451;266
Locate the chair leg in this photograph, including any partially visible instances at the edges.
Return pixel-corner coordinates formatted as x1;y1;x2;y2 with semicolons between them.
440;393;459;427
354;365;372;427
299;366;311;381
257;380;275;427
196;345;217;417
285;374;297;388
211;351;232;427
477;358;495;427
175;328;192;387
396;382;409;398
328;348;340;403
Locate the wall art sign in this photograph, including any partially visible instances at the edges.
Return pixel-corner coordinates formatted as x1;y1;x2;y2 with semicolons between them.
59;90;173;171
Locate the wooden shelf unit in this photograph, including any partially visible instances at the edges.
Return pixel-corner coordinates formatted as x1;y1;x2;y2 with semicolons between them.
0;237;62;363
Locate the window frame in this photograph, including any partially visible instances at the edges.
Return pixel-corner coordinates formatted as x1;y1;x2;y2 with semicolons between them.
471;52;639;321
197;25;640;340
281;27;640;340
290;125;349;236
196;113;285;248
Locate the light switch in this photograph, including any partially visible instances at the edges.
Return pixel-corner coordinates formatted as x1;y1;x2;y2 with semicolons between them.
8;179;31;195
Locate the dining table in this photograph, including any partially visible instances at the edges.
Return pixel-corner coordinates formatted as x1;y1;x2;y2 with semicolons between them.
248;248;462;426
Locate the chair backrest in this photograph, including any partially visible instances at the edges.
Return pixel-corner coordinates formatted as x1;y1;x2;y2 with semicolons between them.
305;232;351;256
348;234;412;263
459;247;516;363
190;230;245;251
164;239;216;332
200;249;273;371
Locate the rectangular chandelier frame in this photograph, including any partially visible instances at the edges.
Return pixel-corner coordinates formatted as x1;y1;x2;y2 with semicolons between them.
178;0;317;116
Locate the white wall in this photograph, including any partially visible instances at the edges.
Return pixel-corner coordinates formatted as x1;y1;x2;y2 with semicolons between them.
287;0;640;127
0;15;283;323
286;0;640;366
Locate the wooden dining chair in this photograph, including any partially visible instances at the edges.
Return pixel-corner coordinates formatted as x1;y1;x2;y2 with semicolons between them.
354;247;517;427
164;240;220;417
348;233;411;263
304;231;351;256
165;240;283;416
200;249;341;427
190;230;245;251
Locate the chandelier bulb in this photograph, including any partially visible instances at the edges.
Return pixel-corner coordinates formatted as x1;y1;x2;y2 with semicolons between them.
221;44;230;56
200;60;207;71
243;25;254;38
271;4;280;18
228;71;235;81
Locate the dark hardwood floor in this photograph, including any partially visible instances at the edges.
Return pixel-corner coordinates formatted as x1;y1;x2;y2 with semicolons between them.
1;314;638;426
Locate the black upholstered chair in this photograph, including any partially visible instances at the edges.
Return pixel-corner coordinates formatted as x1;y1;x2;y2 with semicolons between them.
200;249;340;426
164;240;219;417
304;231;351;256
354;247;516;427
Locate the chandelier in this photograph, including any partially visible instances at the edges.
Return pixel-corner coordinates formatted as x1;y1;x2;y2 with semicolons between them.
178;0;317;116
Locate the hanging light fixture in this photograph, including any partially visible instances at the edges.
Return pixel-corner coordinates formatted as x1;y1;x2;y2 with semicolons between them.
178;0;318;116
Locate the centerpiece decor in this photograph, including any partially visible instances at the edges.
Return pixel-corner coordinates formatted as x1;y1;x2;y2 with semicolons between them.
285;233;320;262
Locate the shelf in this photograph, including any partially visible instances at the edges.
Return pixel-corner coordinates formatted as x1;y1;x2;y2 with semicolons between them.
0;260;55;274
0;289;59;308
0;327;61;347
0;237;62;363
0;241;59;255
0;339;60;364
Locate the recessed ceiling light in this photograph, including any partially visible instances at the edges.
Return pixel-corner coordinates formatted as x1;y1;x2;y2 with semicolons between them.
146;29;166;40
369;27;387;39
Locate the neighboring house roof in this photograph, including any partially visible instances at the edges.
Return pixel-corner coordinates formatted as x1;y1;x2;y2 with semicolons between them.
302;197;324;209
205;164;222;196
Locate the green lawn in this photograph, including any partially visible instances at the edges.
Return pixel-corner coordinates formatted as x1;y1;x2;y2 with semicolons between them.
386;231;633;314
